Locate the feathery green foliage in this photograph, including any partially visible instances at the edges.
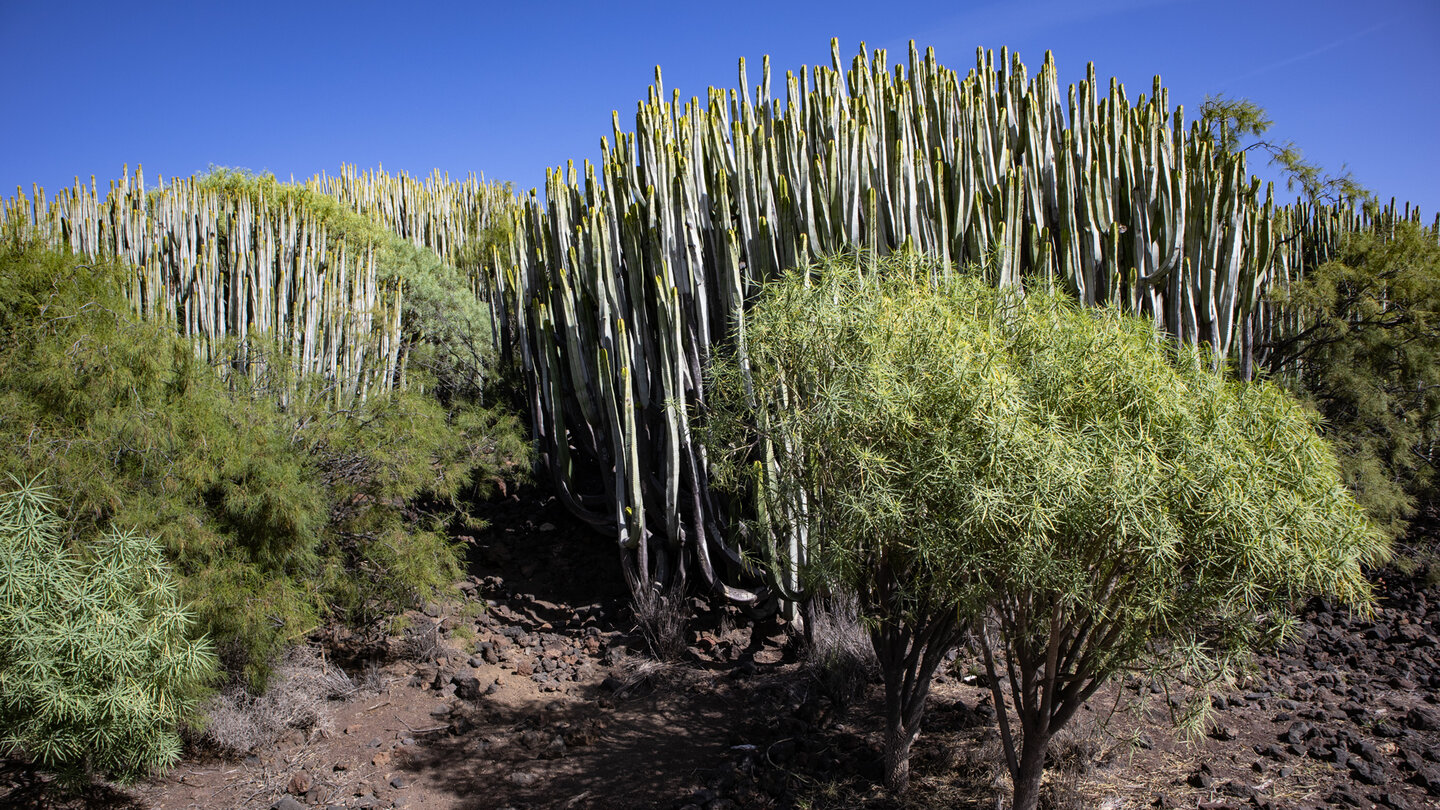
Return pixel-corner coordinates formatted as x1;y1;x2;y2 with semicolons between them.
508;40;1288;605
0;239;526;688
702;251;1380;801
1269;219;1440;548
1198;94;1370;206
0;478;216;786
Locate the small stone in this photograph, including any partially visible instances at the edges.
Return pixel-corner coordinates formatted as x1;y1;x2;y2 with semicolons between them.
1350;759;1386;785
1283;721;1313;746
1219;780;1256;800
453;674;483;700
286;771;312;795
507;770;539;786
1257;743;1287;760
390;776;409;789
1407;706;1440;731
271;797;305;810
1408;764;1440;796
1326;786;1365;807
371;751;391;767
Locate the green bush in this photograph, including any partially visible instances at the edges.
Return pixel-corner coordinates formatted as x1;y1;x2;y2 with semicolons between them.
0;478;216;785
1270;220;1440;549
705;252;1378;802
0;238;527;688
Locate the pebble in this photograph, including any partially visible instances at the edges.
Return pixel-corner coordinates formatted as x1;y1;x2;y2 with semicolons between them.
286;770;312;795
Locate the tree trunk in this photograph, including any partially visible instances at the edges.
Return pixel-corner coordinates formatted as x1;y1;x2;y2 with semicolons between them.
1009;731;1052;810
882;719;916;793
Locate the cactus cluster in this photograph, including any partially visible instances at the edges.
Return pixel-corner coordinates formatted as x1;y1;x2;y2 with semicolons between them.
306;164;513;276
1;165;513;407
1256;197;1438;378
502;40;1431;606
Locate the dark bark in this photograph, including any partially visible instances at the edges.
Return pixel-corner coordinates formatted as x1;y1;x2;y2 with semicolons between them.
979;602;1116;810
882;719;916;793
1010;729;1052;810
872;606;963;793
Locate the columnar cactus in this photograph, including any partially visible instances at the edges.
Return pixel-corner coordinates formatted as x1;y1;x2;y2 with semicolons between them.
1;166;514;408
504;41;1350;606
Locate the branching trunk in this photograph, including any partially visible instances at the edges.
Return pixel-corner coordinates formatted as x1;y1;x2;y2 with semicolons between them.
979;601;1114;810
869;583;965;793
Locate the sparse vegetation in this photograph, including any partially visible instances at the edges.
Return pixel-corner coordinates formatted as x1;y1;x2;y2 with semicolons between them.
198;646;354;756
0;238;527;690
631;586;689;662
802;593;878;711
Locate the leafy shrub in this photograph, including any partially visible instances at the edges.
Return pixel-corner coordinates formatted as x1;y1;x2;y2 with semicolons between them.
0;479;216;785
705;252;1378;801
0;238;527;688
1270;220;1440;548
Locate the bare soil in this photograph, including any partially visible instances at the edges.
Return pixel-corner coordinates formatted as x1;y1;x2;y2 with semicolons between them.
6;487;1440;809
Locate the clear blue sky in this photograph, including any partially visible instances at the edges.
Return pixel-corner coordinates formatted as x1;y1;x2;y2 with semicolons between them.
2;0;1436;215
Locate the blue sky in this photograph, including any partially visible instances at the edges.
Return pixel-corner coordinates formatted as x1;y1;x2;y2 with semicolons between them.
2;0;1436;215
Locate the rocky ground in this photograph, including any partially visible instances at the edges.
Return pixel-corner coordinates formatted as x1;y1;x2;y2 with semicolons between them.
5;487;1439;809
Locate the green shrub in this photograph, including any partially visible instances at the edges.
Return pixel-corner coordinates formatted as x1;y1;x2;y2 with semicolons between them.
0;479;216;785
1270;220;1440;548
0;238;527;688
705;252;1378;801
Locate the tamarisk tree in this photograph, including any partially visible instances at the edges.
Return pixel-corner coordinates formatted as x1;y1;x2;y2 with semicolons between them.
702;252;1380;801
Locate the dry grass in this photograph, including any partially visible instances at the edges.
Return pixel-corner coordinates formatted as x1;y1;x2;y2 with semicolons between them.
608;655;682;698
630;587;688;661
198;646;356;755
803;593;877;710
403;620;447;663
